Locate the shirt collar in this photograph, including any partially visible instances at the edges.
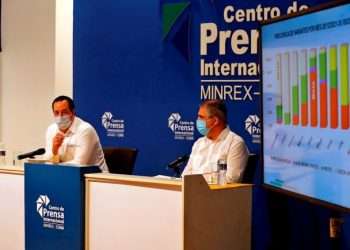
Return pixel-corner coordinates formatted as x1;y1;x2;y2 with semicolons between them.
205;126;230;142
216;126;230;141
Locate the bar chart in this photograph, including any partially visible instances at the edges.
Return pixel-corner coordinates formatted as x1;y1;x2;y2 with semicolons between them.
274;44;350;129
262;2;350;210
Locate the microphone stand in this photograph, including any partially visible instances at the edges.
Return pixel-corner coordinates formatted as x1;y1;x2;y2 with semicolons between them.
167;162;187;178
167;155;189;178
169;164;181;178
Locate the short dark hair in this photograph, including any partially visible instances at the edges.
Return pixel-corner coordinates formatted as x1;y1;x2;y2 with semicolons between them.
52;95;75;111
200;99;227;124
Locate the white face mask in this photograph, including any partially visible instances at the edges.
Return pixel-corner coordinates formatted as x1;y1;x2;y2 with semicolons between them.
55;115;72;130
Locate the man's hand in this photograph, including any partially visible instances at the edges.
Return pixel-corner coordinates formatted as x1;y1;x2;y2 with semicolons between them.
52;133;65;155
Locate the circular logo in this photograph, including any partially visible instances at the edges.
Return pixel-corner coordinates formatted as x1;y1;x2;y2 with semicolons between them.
102;112;113;129
36;195;50;217
245;115;260;135
168;113;181;131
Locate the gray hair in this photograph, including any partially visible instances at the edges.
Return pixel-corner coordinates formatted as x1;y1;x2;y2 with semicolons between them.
200;99;227;124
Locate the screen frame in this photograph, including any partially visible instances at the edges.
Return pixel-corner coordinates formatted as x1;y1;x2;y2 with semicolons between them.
260;0;350;213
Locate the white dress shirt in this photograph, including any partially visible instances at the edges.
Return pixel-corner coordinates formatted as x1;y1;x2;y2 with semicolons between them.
44;117;108;172
182;127;249;183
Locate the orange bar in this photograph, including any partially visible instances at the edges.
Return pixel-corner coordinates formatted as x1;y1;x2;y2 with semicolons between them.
301;103;308;126
331;88;338;128
341;105;349;129
293;115;299;125
320;84;328;128
310;71;318;127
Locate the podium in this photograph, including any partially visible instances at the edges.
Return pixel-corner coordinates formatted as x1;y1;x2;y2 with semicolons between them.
0;164;252;250
25;163;100;250
85;173;252;250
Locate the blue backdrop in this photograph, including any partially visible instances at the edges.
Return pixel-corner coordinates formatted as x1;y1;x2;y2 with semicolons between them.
73;0;350;249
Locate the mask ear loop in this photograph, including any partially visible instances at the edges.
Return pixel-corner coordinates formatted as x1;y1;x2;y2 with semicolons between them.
208;116;218;130
214;117;219;127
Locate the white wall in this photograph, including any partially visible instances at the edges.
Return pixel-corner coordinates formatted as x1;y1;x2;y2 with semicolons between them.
0;0;73;161
55;0;73;97
0;173;24;250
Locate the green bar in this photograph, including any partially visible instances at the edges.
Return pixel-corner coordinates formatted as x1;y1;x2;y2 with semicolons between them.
284;113;291;124
309;54;316;68
292;85;299;115
276;105;282;121
319;49;327;81
330;46;338;89
340;44;349;105
301;75;308;103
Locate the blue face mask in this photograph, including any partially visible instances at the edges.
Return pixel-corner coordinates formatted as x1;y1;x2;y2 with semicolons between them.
196;119;209;136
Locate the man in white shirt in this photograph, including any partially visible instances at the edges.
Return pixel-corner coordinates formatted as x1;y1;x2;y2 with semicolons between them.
44;95;108;172
182;100;249;183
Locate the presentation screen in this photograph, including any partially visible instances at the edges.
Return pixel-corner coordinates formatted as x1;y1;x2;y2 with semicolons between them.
262;1;350;210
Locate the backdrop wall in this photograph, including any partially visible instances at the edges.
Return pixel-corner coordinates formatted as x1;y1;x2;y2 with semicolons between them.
73;0;350;249
73;0;340;176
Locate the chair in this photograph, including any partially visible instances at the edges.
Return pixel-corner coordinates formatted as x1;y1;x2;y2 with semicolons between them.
241;153;259;183
103;147;138;175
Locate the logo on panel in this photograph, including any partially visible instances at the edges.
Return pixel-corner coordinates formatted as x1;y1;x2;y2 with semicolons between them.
102;112;125;137
245;114;261;144
168;113;194;140
36;195;65;230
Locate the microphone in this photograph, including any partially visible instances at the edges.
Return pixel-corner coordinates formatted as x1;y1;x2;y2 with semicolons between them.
17;148;46;160
167;155;189;169
167;155;189;178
